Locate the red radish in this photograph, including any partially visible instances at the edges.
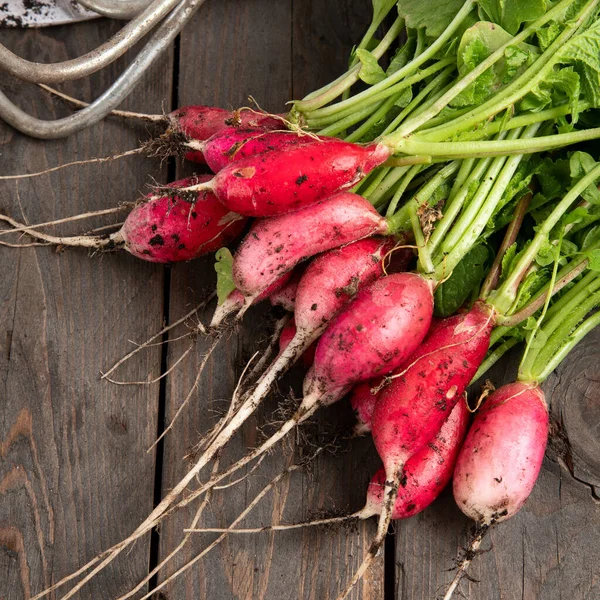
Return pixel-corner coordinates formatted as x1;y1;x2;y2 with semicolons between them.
233;193;389;299
167;106;283;163
307;272;434;402
350;378;383;436
443;381;549;600
179;139;391;217
210;271;293;329
365;397;470;518
121;176;246;262
372;301;494;474
200;128;321;173
278;319;316;368
0;176;247;264
340;301;495;599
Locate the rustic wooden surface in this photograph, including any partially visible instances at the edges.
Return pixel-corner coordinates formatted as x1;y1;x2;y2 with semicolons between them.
0;2;599;599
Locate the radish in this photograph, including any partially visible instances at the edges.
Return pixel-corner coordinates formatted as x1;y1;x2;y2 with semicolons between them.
172;139;391;217
0;176;247;264
268;268;303;312
232;192;389;299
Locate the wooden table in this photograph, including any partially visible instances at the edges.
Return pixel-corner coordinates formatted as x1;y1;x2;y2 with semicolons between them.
1;2;599;598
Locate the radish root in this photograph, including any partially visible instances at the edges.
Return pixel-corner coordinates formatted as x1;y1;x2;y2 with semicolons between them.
442;526;489;600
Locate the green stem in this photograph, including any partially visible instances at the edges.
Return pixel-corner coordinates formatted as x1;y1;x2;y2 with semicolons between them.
388;0;582;139
498;254;590;326
490;163;600;313
518;229;565;377
314;99;385;136
310;58;455;126
390;126;600;158
385;165;423;217
300;0;475;120
432;126;539;279
379;66;456;138
439;131;519;256
368;166;411;206
409;204;435;273
295;16;405;112
531;308;600;382
345;94;406;144
415;9;588;143
427;157;493;254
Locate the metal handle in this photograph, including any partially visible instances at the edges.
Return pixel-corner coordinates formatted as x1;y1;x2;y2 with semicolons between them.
0;0;180;83
76;0;154;20
0;0;206;139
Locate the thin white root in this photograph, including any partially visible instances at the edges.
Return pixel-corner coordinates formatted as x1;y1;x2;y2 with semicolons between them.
188;348;261;459
0;206;131;237
114;459;221;600
136;449;324;600
147;333;223;452
104;341;194;386
0;149;143;180
335;477;399;600
442;527;488;600
0;213;123;249
100;295;213;380
213;453;267;490
184;513;358;534
38;84;164;122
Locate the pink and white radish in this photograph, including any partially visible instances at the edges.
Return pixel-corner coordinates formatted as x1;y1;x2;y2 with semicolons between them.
208;193;389;328
443;381;548;600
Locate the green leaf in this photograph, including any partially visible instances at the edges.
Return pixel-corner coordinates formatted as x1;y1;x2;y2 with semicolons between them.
356;49;387;84
558;20;600;108
569;151;600;205
581;224;600;250
214;248;236;305
587;248;600;271
536;21;562;51
394;85;414;108
397;0;467;38
564;206;590;225
451;21;537;107
386;32;418;75
478;0;546;35
434;244;490;316
500;242;518;283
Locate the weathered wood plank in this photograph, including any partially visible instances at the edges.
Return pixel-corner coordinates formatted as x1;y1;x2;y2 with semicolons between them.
0;21;172;599
156;1;385;598
395;334;600;600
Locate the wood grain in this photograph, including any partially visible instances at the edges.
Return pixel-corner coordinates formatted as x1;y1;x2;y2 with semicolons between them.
0;21;172;599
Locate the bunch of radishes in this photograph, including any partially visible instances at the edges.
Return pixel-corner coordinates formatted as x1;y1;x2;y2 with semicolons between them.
6;0;600;598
